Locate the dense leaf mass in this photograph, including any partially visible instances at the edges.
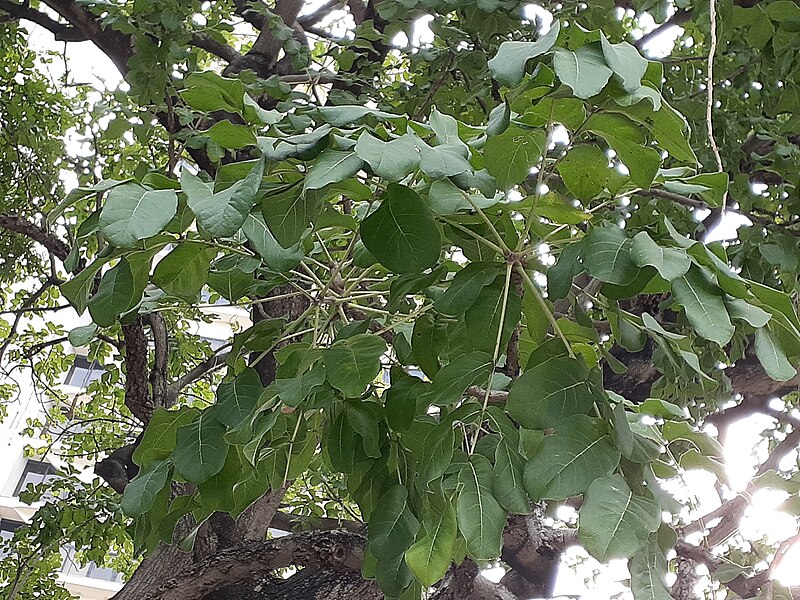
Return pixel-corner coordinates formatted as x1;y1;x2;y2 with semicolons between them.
1;0;800;599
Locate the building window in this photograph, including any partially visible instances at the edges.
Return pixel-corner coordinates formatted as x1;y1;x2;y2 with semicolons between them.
0;519;23;558
14;460;59;496
61;544;122;582
64;356;104;387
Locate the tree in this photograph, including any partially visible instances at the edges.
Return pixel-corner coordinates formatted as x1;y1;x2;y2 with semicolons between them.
1;0;800;598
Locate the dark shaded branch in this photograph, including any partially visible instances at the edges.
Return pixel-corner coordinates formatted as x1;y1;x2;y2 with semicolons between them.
298;0;342;27
0;0;88;40
122;319;154;423
0;215;70;261
235;486;287;541
634;9;694;51
164;350;230;405
190;34;242;63
270;510;365;534
143;313;169;408
232;0;266;29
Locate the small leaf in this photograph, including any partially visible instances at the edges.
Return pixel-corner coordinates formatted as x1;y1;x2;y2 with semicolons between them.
630;540;672;600
216;368;263;428
405;493;458;588
241;213;303;272
133;407;200;467
435;262;504;316
421;351;493;406
583;227;639;286
368;485;420;560
556;145;609;201
488;22;560;86
88;259;135;327
493;440;530;514
361;184;441;274
754;326;797;381
355;132;420;181
261;183;319;248
205;120;257;149
152;242;214;300
68;324;98;347
484;125;545;190
419;144;472;179
600;35;648;92
99;184;177;248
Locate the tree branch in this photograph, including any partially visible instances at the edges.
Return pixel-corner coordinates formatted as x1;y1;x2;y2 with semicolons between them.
634;9;694;51
164;350;230;405
0;0;88;40
190;34;241;63
298;0;342;27
0;215;70;262
122;319;154;424
139;529;367;600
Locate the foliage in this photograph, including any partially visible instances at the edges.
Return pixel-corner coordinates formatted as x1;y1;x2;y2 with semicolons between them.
1;0;800;598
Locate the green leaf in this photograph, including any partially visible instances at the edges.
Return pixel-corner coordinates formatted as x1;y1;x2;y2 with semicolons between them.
583;227;639;286
361;184;441;274
368;485;420;560
405;493;458;588
600;35;648;92
457;455;507;560
181;71;243;113
435;262;504;316
183;159;265;238
419;144;472;179
754;326;797;381
216;368;263;428
261;183;319;248
88;259;135;327
488;22;560;86
355;132;420;181
412;313;441;379
68;324;97;347
134;407;200;467
205;120;256;149
725;298;771;328
99;183;177;248
585;113;661;188
493;440;530;514
276;361;327;407
464;278;522;353
172;410;228;483
630;540;672;600
323;333;387;398
426;179;497;215
579;474;660;561
553;45;613;100
630;232;691;281
671;267;734;346
507;356;601;429
152;242;214;300
420;424;456;484
548;241;584;300
484;125;545;190
524;415;620;500
557;145;609;201
241;213;303;272
421;351;493;406
121;459;171;517
304;150;365;191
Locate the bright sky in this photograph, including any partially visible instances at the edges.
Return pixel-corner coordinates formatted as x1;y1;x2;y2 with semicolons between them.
19;4;800;597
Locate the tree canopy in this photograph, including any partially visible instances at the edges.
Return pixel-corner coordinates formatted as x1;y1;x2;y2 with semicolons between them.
1;0;800;598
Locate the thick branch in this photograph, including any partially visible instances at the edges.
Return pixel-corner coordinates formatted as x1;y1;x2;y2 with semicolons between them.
298;0;342;27
634;9;694;51
122;319;154;423
164;350;230;405
190;34;242;63
0;0;88;40
139;529;366;600
0;215;70;261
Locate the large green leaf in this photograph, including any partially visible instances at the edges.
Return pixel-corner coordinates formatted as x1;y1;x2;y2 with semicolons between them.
133;407;200;467
585;113;661;188
421;351;493;406
578;474;660;561
241;213;303;272
524;415;620;500
671;266;734;346
630;540;672;600
457;455;507;560
323;333;387;398
261;183;319;248
205;120;256;149
99;183;177;248
419;144;472;179
464;278;522;353
368;485;420;560
172;410;228;483
216;367;263;428
360;184;441;274
405;492;458;588
553;44;613;99
557;145;609;201
493;440;530;514
121;459;171;517
435;262;504;316
630;232;691;281
754;326;796;381
304;150;365;191
152;242;214;300
88;259;135;327
484;125;545;190
355;132;420;181
488;21;560;86
583;227;639;286
507;356;601;429
600;35;648;92
183;159;265;237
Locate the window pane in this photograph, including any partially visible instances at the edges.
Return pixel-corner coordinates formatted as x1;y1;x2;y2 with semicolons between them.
64;356;104;387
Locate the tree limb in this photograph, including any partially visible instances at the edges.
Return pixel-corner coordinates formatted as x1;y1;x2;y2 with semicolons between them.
0;0;88;40
190;34;242;63
164;350;230;405
0;215;70;262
